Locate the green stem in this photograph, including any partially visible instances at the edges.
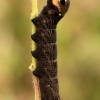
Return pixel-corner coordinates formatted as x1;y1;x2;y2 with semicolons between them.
29;0;41;100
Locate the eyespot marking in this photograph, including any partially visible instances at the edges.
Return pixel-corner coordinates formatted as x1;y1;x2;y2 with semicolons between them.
52;0;69;12
60;0;68;6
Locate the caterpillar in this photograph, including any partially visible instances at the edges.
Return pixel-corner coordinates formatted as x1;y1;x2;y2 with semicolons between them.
31;0;70;100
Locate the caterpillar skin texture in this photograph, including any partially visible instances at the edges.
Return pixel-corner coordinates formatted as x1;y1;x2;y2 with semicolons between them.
31;0;70;100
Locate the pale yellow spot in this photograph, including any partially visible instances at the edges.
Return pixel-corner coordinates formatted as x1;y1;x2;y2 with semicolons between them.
52;0;61;11
29;63;35;71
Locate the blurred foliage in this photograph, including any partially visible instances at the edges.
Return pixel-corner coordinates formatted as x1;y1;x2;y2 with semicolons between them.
0;0;100;100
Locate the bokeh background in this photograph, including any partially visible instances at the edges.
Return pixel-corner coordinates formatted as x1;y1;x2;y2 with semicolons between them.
0;0;100;100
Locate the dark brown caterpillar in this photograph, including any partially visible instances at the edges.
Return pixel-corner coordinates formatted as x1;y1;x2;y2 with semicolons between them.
31;0;70;100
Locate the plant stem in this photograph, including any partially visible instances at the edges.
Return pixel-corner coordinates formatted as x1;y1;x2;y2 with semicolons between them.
31;0;41;100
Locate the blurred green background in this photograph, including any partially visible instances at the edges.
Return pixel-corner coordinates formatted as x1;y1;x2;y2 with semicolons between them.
0;0;100;100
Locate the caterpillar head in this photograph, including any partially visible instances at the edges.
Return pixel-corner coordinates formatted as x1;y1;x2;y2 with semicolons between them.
47;0;70;16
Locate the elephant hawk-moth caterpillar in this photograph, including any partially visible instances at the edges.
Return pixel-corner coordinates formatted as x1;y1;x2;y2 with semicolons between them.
31;0;70;100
